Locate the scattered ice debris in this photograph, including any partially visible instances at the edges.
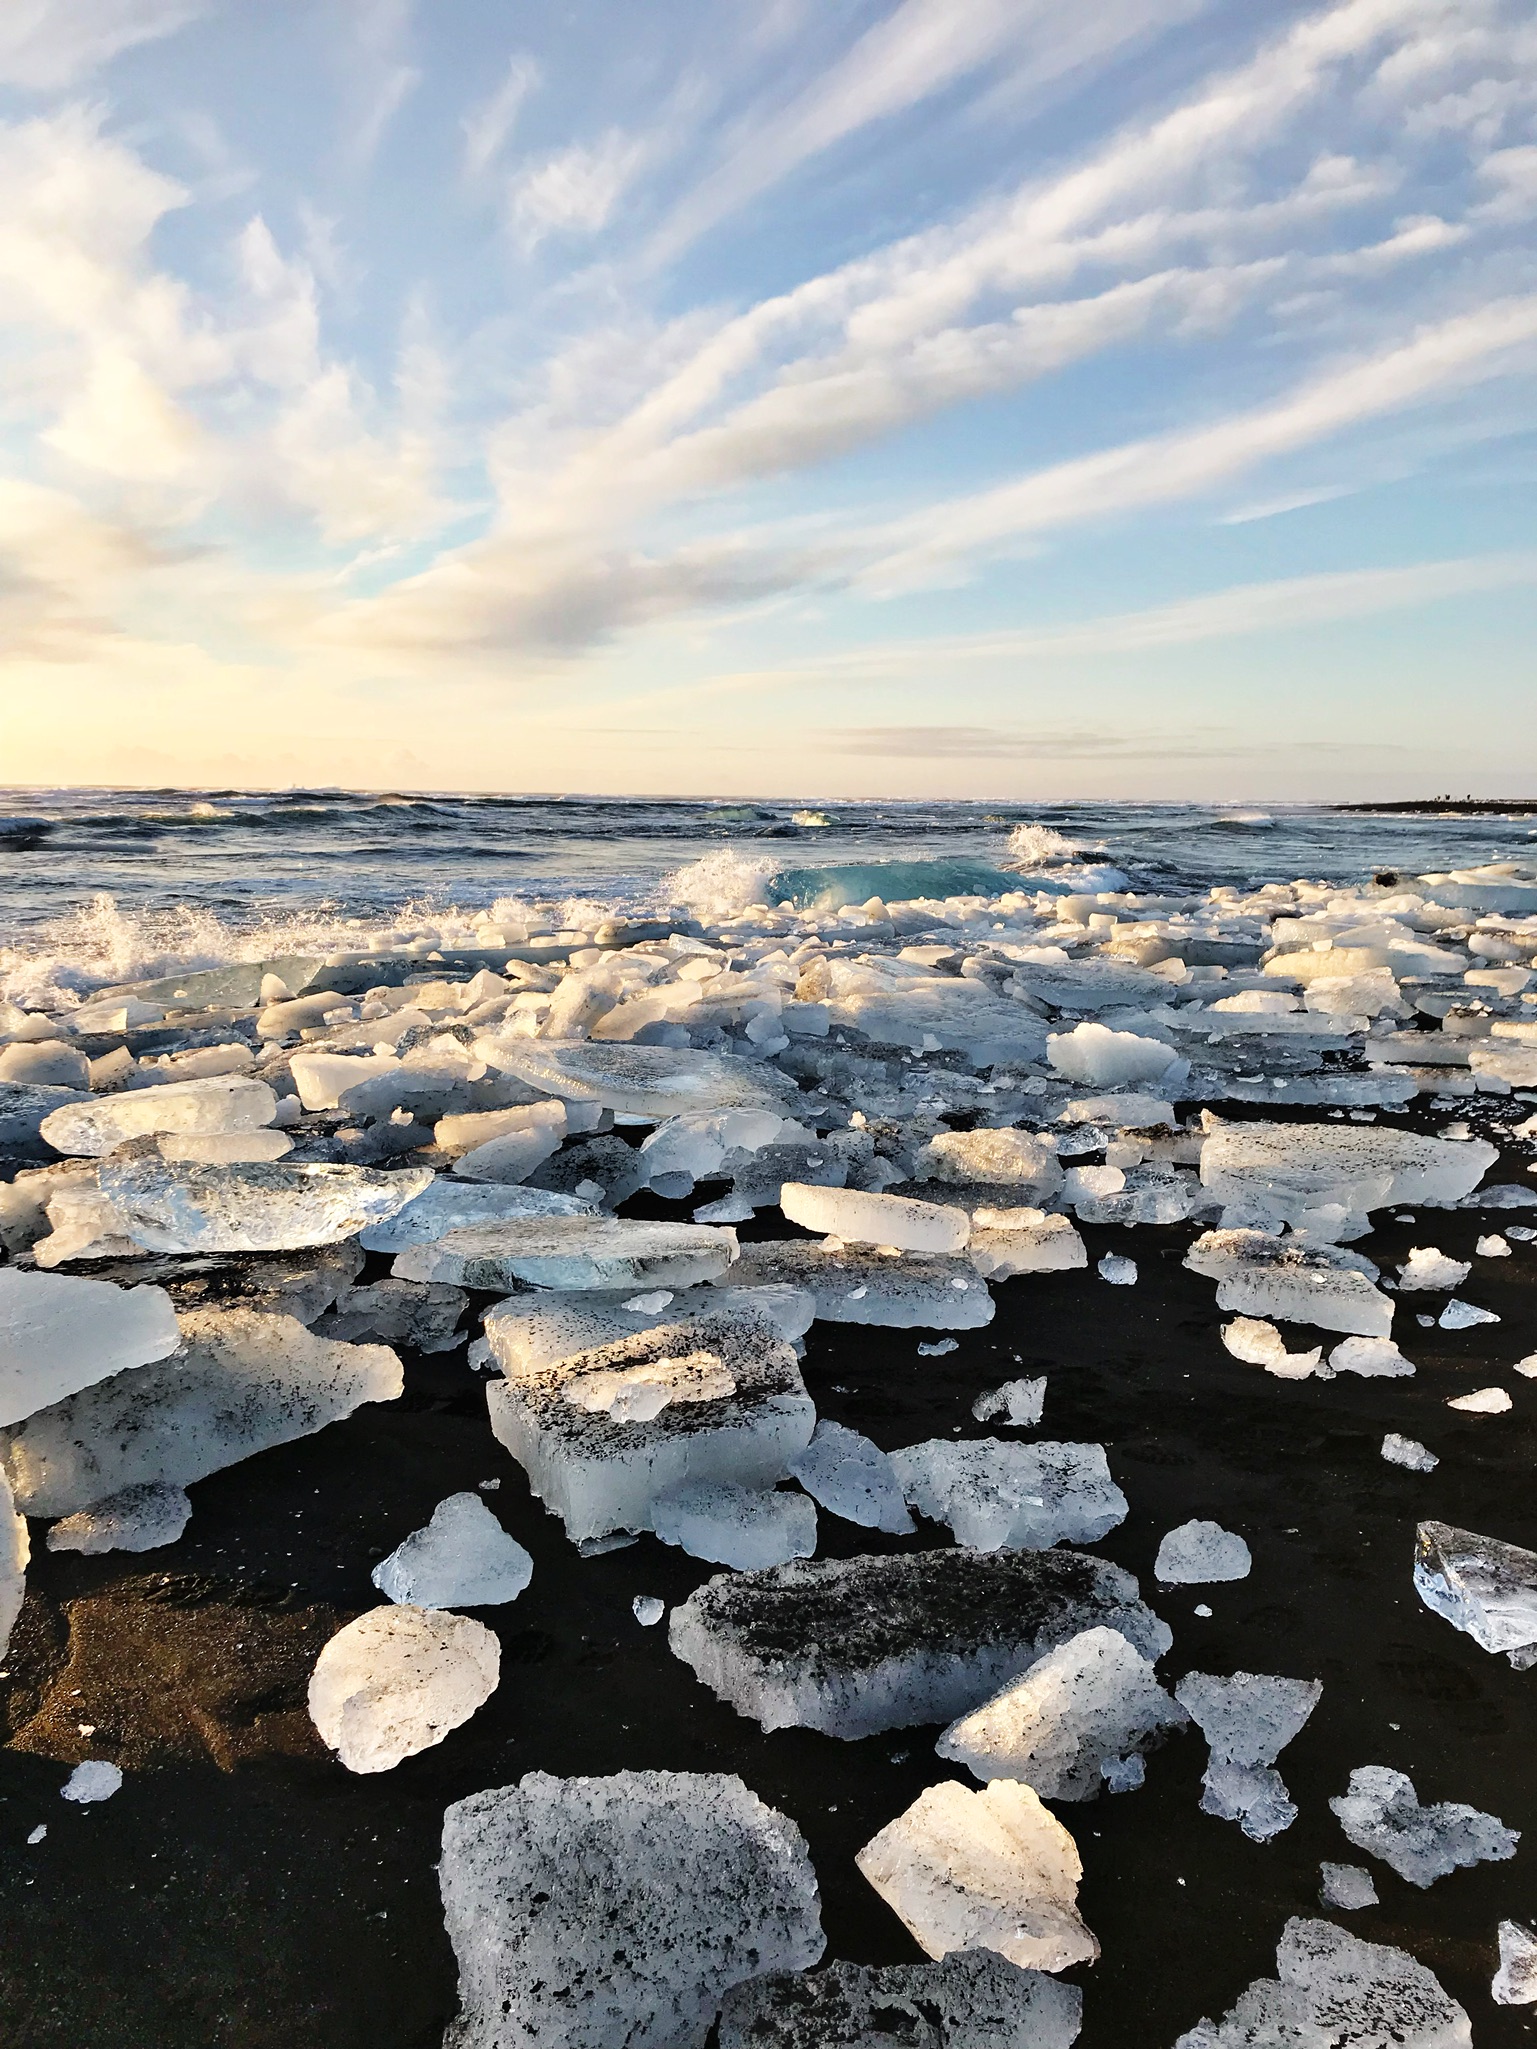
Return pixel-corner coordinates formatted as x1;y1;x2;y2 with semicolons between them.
1097;1254;1137;1286
632;1595;665;1627
1319;1862;1378;1911
26;1825;45;1845
0;1470;27;1662
1330;1765;1519;1886
787;1420;914;1533
308;1606;500;1773
1415;1520;1537;1663
718;1948;1082;2049
0;1269;181;1428
1174;1917;1470;2049
1155;1521;1252;1585
47;1481;192;1554
1174;1671;1322;1842
438;1771;823;2049
936;1625;1186;1799
1220;1316;1321;1378
0;1308;402;1517
1382;1434;1438;1472
1493;1921;1537;2006
61;1760;123;1804
1186;1230;1392;1337
973;1377;1047;1427
372;1493;533;1608
652;1481;817;1569
1439;1299;1500;1329
395;1216;739;1291
1398;1246;1472;1291
1476;1233;1511;1257
857;1777;1099;1972
1328;1335;1414;1377
487;1309;813;1547
669;1547;1169;1739
1446;1386;1512;1413
890;1439;1127;1551
969;1208;1086;1278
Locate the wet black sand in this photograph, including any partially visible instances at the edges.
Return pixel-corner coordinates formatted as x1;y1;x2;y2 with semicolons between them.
1;1136;1534;2048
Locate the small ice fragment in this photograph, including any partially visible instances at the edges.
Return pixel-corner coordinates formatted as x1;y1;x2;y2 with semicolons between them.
26;1824;45;1844
1221;1316;1321;1379
891;1438;1127;1551
1155;1520;1251;1585
1382;1434;1437;1471
1175;1671;1322;1842
856;1778;1098;1971
972;1377;1046;1427
633;1595;665;1626
1440;1299;1499;1329
1493;1920;1537;2006
623;1291;673;1314
1517;1354;1537;1378
917;1337;958;1357
308;1606;500;1772
61;1760;122;1804
477;1478;499;1491
1447;1385;1511;1413
787;1421;914;1534
1397;1247;1471;1292
47;1481;192;1555
1330;1765;1519;1886
1194;1603;1212;1617
1477;1234;1511;1257
1329;1335;1414;1378
1320;1861;1378;1910
371;1493;533;1608
1414;1519;1537;1658
1098;1255;1137;1286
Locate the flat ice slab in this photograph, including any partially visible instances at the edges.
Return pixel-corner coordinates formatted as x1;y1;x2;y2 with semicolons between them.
478;1039;794;1116
1186;1229;1393;1337
1200;1120;1496;1226
1414;1519;1537;1660
309;1605;500;1773
891;1439;1127;1551
39;1075;278;1157
1330;1765;1519;1886
394;1216;738;1291
968;1210;1086;1280
668;1547;1170;1739
438;1770;823;2049
787;1420;914;1533
358;1177;592;1252
1174;1917;1470;2049
487;1309;814;1545
857;1778;1098;1972
718;1949;1082;2049
780;1182;970;1253
0;1268;181;1428
372;1493;533;1608
55;1158;433;1257
46;1480;191;1555
721;1239;994;1328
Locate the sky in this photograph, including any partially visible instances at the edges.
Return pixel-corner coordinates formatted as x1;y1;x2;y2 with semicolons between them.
0;0;1534;800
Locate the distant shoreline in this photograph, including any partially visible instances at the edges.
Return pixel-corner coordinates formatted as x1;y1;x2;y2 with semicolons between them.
1333;798;1537;816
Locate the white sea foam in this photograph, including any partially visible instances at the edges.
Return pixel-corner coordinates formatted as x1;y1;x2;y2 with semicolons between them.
1006;823;1090;868
663;850;780;917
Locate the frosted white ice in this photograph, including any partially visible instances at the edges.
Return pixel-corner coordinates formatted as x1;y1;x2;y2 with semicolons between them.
1319;1862;1378;1910
1220;1316;1321;1379
1382;1434;1438;1472
309;1606;500;1772
780;1182;970;1253
891;1439;1127;1551
0;1268;181;1428
1330;1765;1519;1886
1398;1247;1472;1291
787;1420;914;1533
1155;1521;1252;1585
394;1216;738;1291
973;1378;1047;1427
61;1761;123;1803
717;1949;1083;2049
372;1493;533;1608
652;1481;817;1569
1175;1670;1322;1842
1493;1921;1537;2006
0;1470;26;1662
1048;1023;1178;1089
47;1480;191;1554
39;1075;277;1157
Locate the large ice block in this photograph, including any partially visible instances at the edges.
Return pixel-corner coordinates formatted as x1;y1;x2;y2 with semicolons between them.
1201;1120;1496;1228
476;1039;794;1116
915;1128;1063;1201
357;1176;592;1252
718;1950;1082;2049
394;1216;738;1290
0;1268;181;1427
891;1439;1127;1551
779;1182;970;1254
787;1419;914;1534
50;1157;434;1257
38;1075;278;1157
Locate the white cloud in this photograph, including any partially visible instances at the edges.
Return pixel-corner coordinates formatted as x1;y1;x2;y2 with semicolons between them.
462;54;540;182
506;131;646;249
0;0;204;90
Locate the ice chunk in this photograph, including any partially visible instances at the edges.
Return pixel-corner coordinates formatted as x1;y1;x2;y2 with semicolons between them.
937;1625;1186;1799
780;1182;970;1254
39;1075;278;1158
357;1176;591;1251
1439;1298;1499;1329
718;1949;1082;2049
309;1605;499;1773
787;1420;914;1533
1399;1246;1472;1291
1047;1023;1179;1089
1176;1917;1470;2049
46;1480;191;1554
158;1129;293;1164
453;1110;567;1184
288;1050;401;1112
633;1595;665;1626
1060;1092;1174;1128
1493;1921;1537;2006
1477;1233;1511;1256
1383;1434;1438;1472
857;1778;1097;1972
969;1209;1086;1279
0;1471;26;1662
487;1310;813;1545
652;1481;817;1569
61;1760;122;1803
669;1547;1171;1738
0;1081;88;1153
478;1038;793;1116
1331;1765;1519;1886
1330;1335;1414;1377
1175;1671;1322;1842
1220;1316;1322;1378
0;1308;402;1516
1447;1385;1511;1412
973;1377;1047;1427
47;1158;434;1258
916;1128;1063;1200
1201;1121;1495;1226
318;1277;466;1354
891;1439;1127;1551
372;1493;533;1608
438;1770;823;2049
1415;1520;1537;1658
0;1269;181;1428
1186;1230;1393;1337
724;1239;994;1329
1155;1521;1251;1585
0;1041;90;1089
1320;1862;1378;1910
394;1216;738;1291
1097;1255;1137;1286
